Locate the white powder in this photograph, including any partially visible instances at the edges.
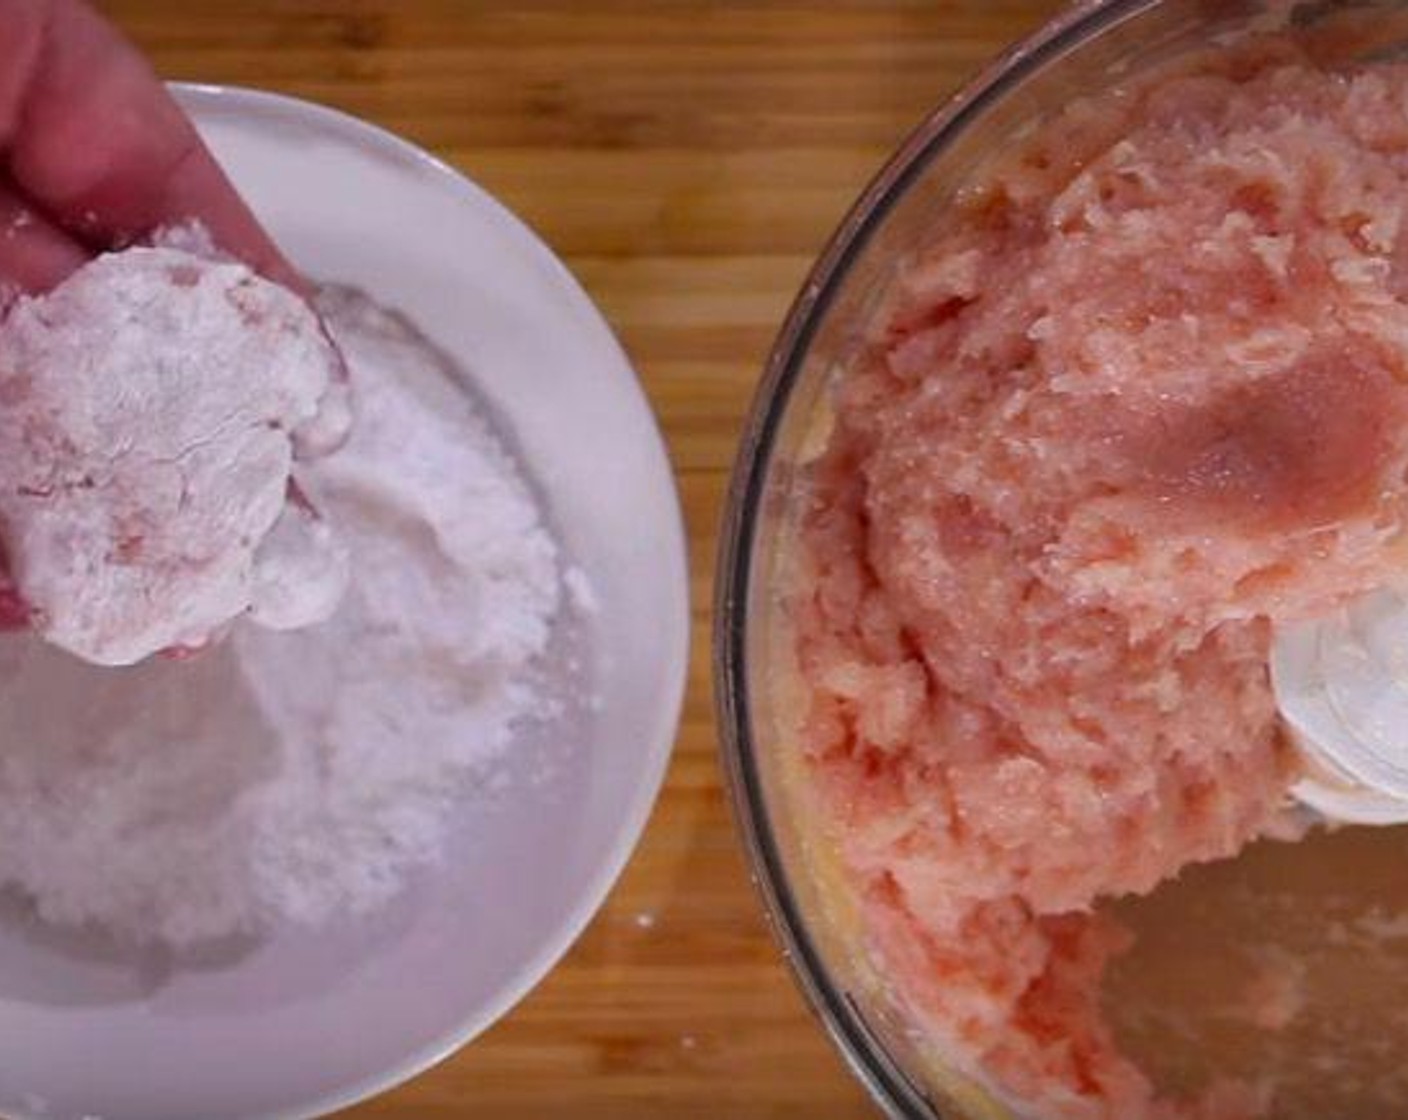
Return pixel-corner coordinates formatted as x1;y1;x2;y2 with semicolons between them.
0;247;345;665
564;564;601;616
247;497;350;632
0;286;562;946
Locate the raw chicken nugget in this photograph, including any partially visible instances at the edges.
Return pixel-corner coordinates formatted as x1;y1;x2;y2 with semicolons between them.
0;246;346;666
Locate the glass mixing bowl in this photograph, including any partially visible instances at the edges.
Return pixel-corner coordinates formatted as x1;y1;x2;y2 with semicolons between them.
716;2;1408;1118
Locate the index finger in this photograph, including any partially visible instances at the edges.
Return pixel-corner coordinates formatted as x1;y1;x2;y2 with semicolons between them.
0;0;304;292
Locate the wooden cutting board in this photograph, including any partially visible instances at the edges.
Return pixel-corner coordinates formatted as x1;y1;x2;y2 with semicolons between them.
96;2;1064;1116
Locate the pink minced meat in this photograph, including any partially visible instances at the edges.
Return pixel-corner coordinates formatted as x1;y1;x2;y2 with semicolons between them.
0;247;345;666
796;42;1408;1119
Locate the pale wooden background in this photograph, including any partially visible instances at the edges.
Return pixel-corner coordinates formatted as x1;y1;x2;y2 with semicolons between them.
97;2;1065;1116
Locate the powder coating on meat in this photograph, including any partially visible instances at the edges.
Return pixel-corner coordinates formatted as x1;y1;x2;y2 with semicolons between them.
0;247;346;666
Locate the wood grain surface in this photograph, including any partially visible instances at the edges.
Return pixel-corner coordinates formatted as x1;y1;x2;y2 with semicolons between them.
96;2;1065;1116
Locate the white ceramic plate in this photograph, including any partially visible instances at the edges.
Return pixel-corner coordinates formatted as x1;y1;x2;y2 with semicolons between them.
0;86;688;1120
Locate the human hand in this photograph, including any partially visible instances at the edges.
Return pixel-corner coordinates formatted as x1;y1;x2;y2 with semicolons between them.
0;0;301;295
0;1;343;638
